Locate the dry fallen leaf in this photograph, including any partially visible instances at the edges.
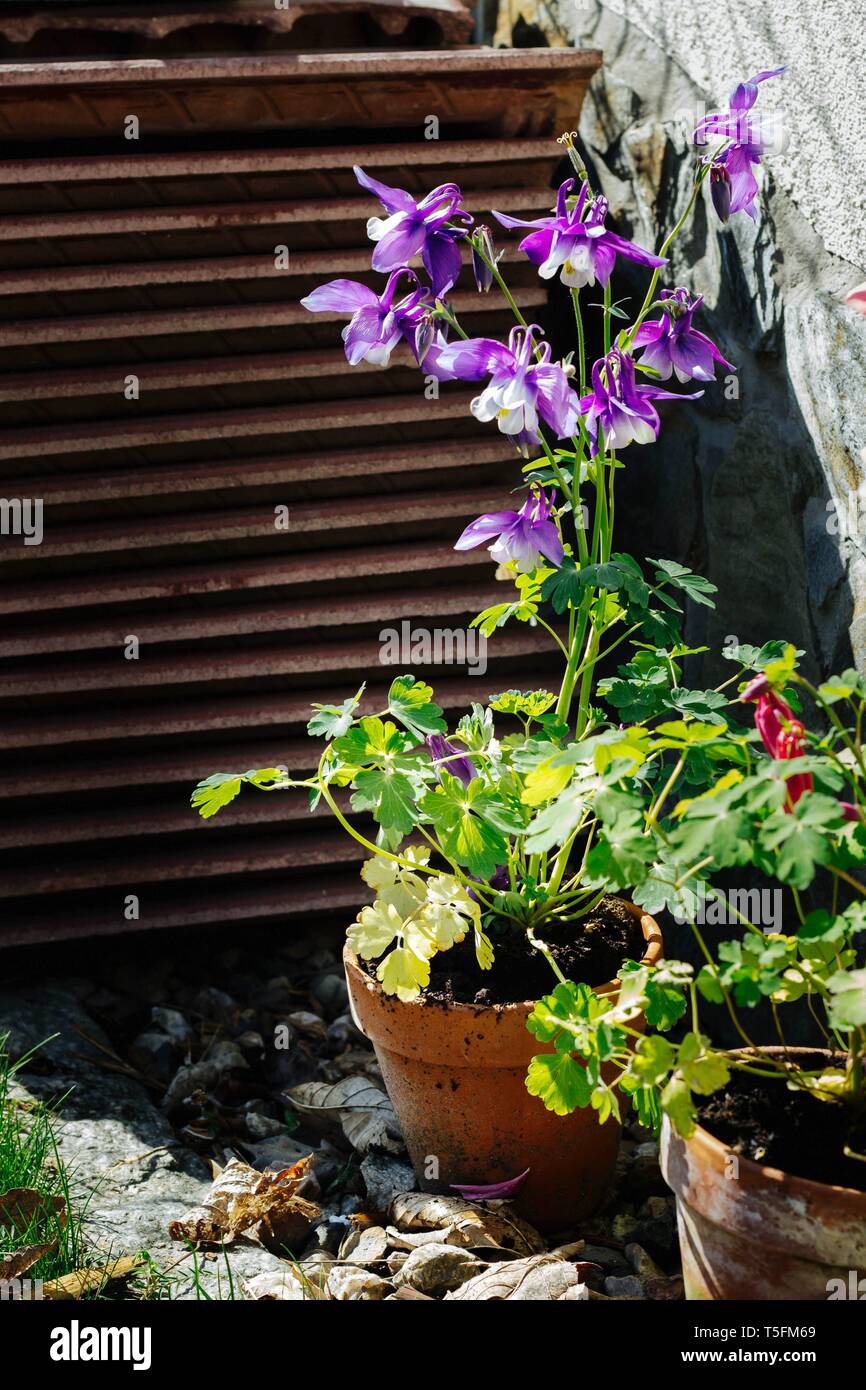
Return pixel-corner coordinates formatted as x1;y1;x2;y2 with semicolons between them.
243;1267;326;1301
393;1242;487;1296
0;1243;54;1280
0;1187;66;1233
168;1156;320;1250
444;1253;589;1301
389;1192;544;1256
326;1265;394;1300
284;1077;403;1154
42;1257;143;1300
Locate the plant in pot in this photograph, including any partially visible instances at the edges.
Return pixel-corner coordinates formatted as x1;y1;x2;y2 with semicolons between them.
191;70;788;1231
531;644;866;1294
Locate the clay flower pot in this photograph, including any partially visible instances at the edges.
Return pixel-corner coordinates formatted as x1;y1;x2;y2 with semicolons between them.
660;1048;866;1300
344;901;662;1231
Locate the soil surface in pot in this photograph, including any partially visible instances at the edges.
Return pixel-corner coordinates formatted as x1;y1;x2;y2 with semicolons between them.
699;1067;866;1192
365;895;644;1006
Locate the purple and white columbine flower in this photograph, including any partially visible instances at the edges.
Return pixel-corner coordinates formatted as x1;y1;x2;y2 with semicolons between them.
354;166;472;298
632;288;734;383
693;68;785;221
454;485;563;573
426;734;477;787
493;178;667;289
300;267;427;367
434;324;580;451
579;348;702;456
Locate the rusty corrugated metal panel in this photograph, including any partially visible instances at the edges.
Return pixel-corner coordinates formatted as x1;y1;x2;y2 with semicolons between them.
0;46;601;948
0;0;474;54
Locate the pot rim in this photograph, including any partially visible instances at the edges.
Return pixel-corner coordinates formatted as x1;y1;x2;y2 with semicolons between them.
344;897;663;1020
663;1046;866;1204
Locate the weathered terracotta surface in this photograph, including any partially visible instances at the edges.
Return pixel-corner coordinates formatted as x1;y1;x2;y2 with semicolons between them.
660;1050;866;1300
345;903;662;1230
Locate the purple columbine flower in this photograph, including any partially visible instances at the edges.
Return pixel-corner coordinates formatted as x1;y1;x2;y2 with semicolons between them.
693;68;785;221
493;178;667;289
632;288;734;383
354;166;472;298
426;735;477;787
454;485;563;573
578;348;702;456
300;267;427;367
434;324;581;451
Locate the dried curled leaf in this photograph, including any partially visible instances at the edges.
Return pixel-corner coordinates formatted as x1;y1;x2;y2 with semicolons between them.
0;1243;55;1280
243;1268;325;1301
389;1192;544;1256
444;1253;589;1301
0;1187;66;1233
168;1156;320;1250
285;1076;403;1155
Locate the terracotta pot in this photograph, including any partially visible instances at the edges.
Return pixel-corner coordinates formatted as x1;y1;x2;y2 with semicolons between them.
660;1048;866;1300
344;901;662;1231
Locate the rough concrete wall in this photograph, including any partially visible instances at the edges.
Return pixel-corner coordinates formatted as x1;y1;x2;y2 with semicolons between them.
555;0;866;680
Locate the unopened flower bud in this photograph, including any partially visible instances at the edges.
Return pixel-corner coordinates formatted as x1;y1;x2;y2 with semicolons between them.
471;226;495;293
414;314;435;364
710;164;732;223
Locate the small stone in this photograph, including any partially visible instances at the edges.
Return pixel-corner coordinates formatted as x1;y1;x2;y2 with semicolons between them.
646;1275;685;1301
128;1030;179;1083
245;1112;283;1139
306;947;338;971
327;1012;364;1048
150;1006;192;1046
624;1242;665;1281
310;972;349;1020
611;1213;640;1243
633;1195;676;1253
580;1243;632;1274
191;986;236;1019
360;1151;416;1210
242;1135;315;1171
307;1217;349;1255
161;1040;248;1108
287;1010;328;1040
339;1194;364;1217
263;977;296;1010
603;1275;646;1299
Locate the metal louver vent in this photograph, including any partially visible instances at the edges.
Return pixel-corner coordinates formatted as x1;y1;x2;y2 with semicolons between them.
0;47;601;947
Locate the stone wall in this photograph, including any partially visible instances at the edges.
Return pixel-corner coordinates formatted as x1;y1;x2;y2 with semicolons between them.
547;0;866;681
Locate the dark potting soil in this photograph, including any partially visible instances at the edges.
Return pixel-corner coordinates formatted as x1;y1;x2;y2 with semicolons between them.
418;895;645;1006
698;1066;866;1192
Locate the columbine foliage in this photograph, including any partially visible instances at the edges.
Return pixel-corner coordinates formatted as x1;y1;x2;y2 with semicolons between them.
190;68;865;1165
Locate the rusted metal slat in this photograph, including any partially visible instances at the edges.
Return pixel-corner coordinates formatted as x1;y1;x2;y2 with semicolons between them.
10;438;510;504
0;626;549;699
0;581;504;658
0;285;546;348
0;390;483;459
0;485;515;562
0;136;556;186
0;185;553;244
0;540;490;616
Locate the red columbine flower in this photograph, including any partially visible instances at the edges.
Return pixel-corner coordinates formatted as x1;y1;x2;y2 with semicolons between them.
740;674;812;810
740;675;861;821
